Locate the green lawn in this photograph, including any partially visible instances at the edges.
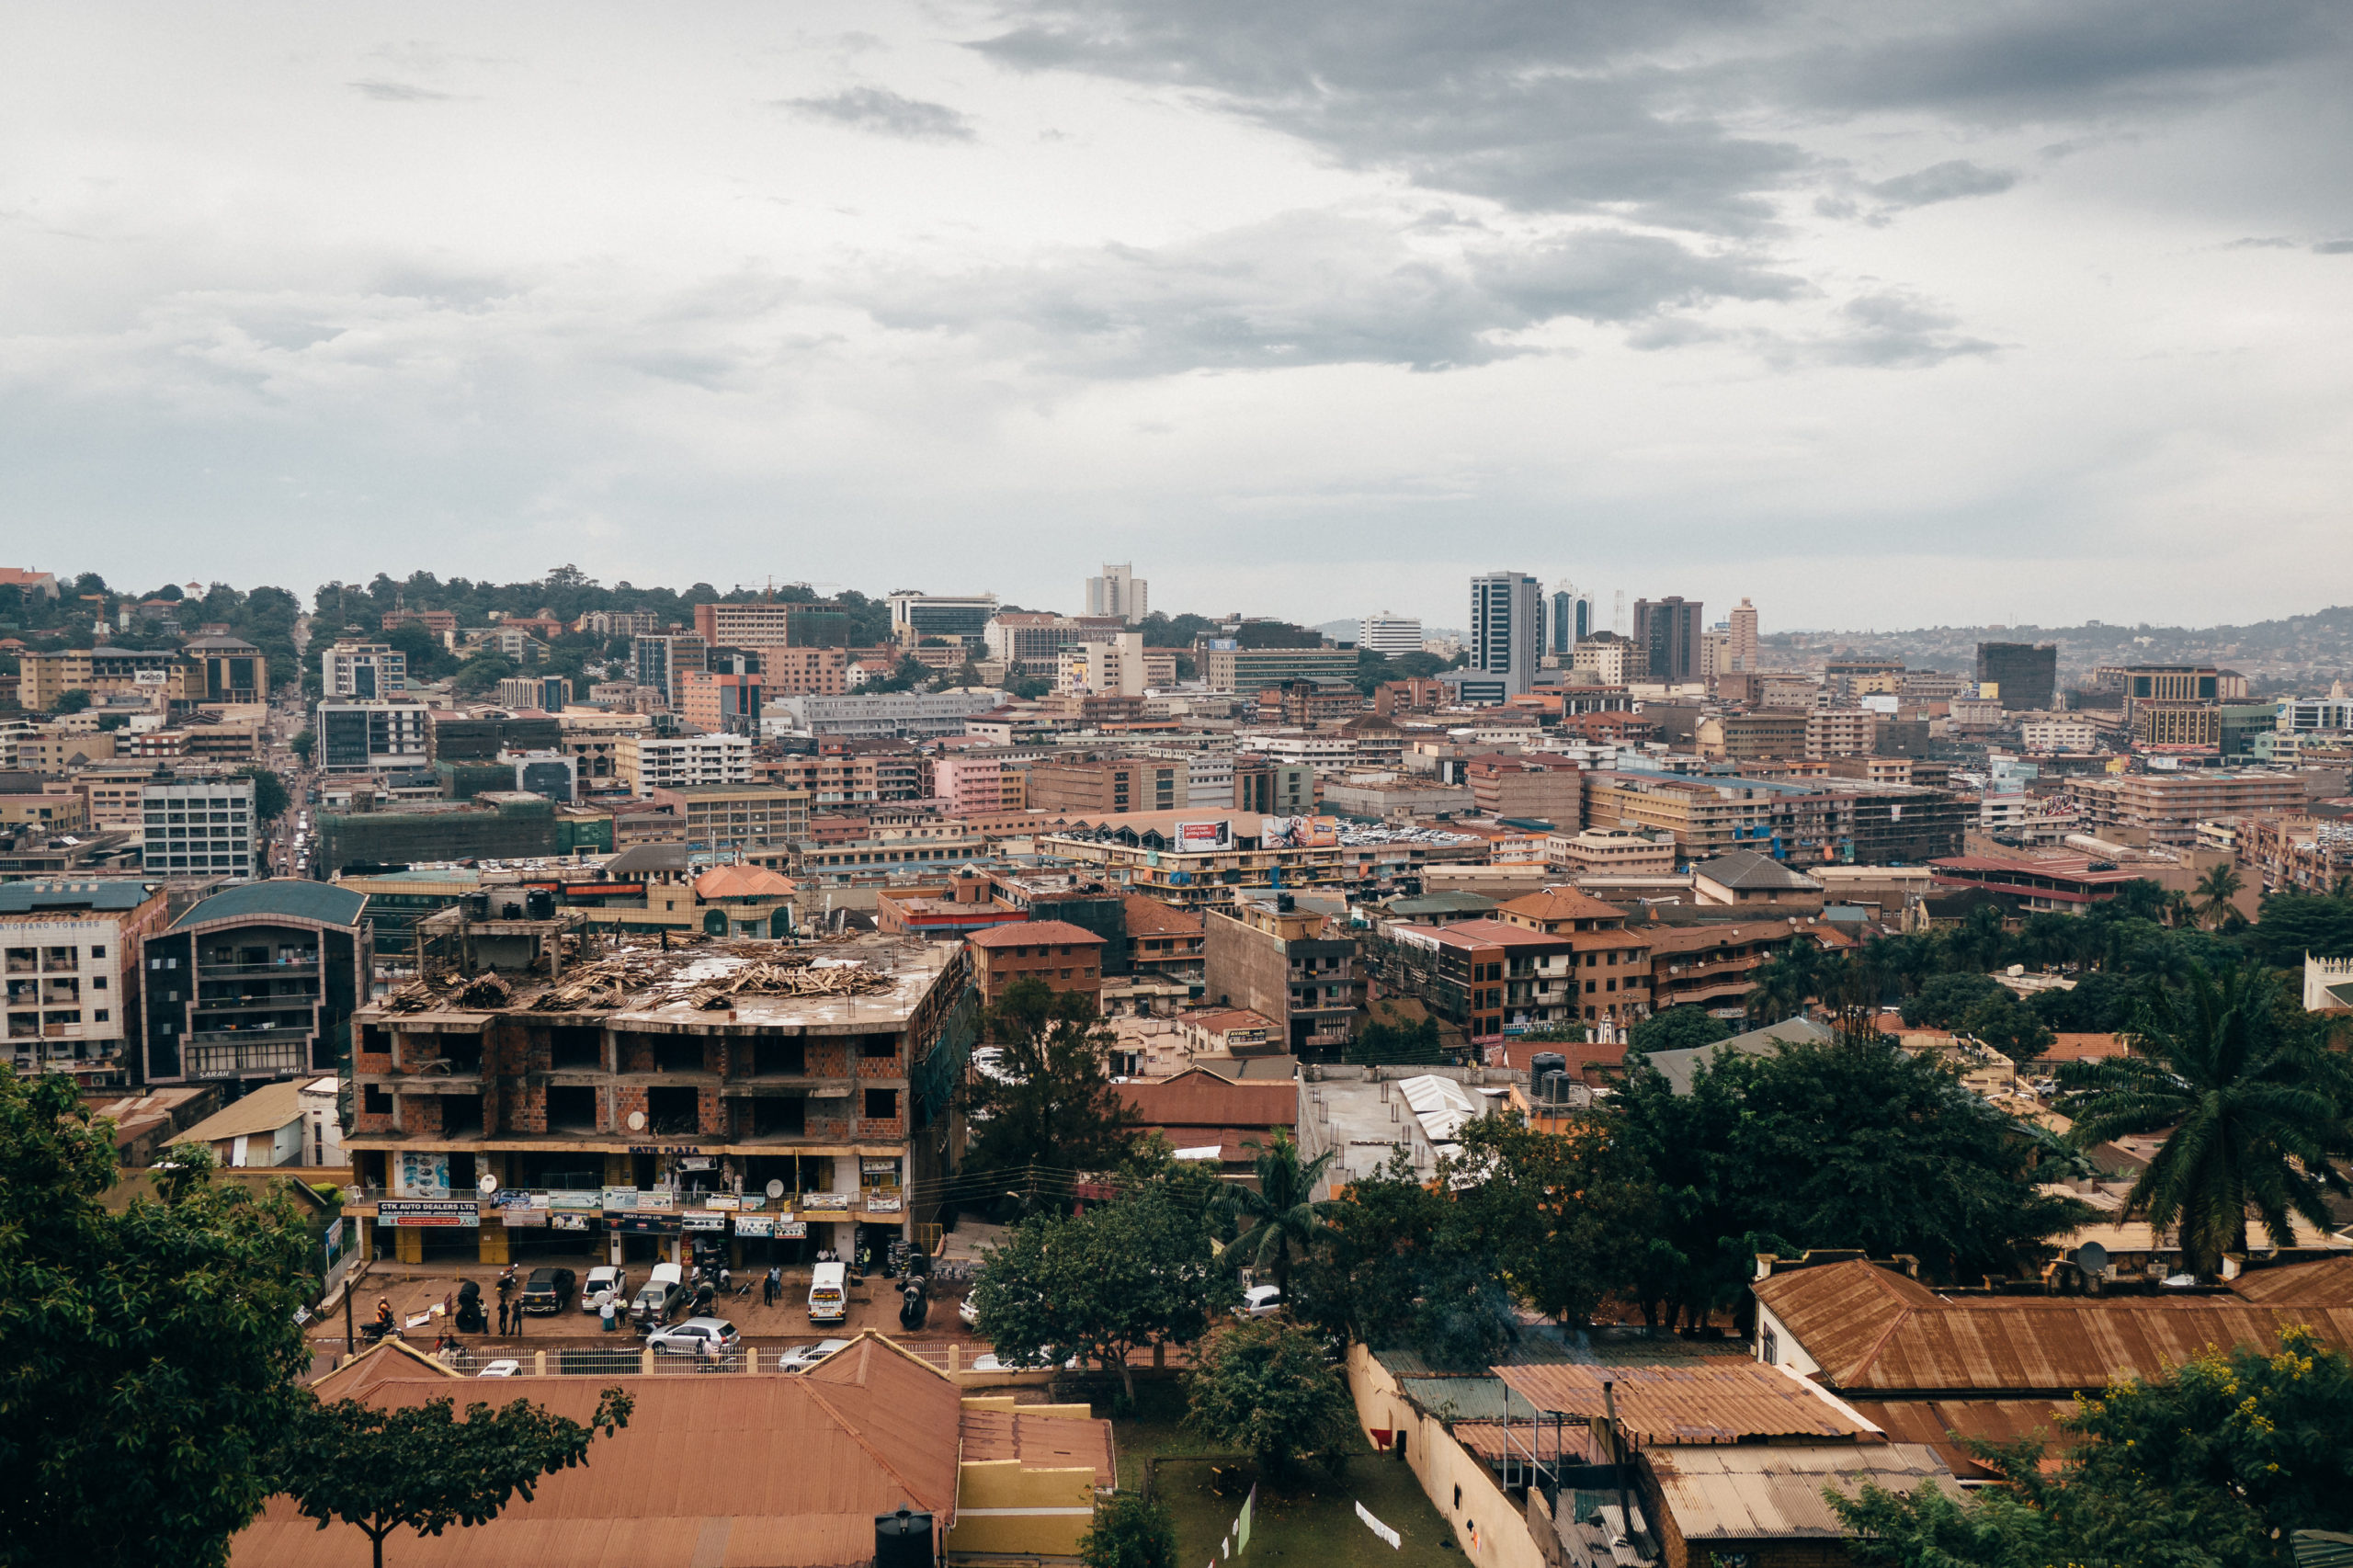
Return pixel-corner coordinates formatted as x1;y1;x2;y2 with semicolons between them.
1152;1455;1461;1568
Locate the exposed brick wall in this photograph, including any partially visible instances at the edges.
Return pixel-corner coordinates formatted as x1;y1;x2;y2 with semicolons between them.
805;1039;848;1077
505;1082;548;1133
400;1094;444;1136
619;1032;659;1073
698;1087;723;1136
612;1082;650;1131
855;1115;903;1142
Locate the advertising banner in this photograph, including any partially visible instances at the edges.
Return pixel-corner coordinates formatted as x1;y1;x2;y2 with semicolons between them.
551;1212;593;1232
1173;819;1231;852
393;1152;450;1199
681;1210;727;1232
611;1213;679;1235
801;1192;852;1210
777;1221;808;1239
863;1196;904;1214
500;1209;550;1228
376;1200;480;1229
600;1187;637;1211
550;1189;601;1210
733;1215;774;1238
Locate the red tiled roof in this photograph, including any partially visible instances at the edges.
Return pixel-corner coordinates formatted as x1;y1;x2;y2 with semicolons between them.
1394;917;1570;950
969;919;1106;949
694;864;795;900
1497;889;1629;924
1121;894;1204;937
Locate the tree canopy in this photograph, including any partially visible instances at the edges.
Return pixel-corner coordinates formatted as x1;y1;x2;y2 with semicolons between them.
1184;1318;1358;1481
0;1069;315;1568
959;980;1142;1178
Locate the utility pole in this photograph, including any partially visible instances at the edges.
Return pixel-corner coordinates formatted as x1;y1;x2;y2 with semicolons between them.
343;1272;356;1358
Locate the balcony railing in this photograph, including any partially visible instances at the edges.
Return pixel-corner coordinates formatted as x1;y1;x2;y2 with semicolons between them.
184;1033;311;1078
199;960;320;978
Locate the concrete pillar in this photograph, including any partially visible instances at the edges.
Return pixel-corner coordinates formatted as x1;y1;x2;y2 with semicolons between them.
745;1347;758;1375
533;1351;547;1376
641;1347;656;1375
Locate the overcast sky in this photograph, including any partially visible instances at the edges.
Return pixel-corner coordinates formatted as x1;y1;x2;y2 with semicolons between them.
5;1;2349;631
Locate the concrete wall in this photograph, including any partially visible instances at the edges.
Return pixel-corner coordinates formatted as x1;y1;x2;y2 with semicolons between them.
946;1459;1100;1558
1347;1345;1550;1568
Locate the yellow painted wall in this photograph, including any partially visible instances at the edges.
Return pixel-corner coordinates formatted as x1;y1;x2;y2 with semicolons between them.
947;1460;1099;1558
1346;1344;1550;1568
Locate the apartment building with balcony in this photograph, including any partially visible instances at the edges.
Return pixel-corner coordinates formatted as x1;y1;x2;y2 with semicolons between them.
618;732;754;794
759;742;926;807
316;700;433;774
138;881;372;1085
340;935;972;1268
1645;920;1805;1011
555;709;652;791
2066;770;2312;848
4;880;171;1079
1203;892;1355;1056
1370;918;1592;1051
1041;812;1351;909
691;600;849;648
645;783;811;858
320;640;407;699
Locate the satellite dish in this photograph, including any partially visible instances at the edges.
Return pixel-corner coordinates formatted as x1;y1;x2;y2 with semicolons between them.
627;1110;647;1131
2074;1241;2109;1278
477;1174;499;1197
766;1178;786;1199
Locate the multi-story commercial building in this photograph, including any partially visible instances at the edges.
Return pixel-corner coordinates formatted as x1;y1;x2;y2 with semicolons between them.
315;794;565;876
1467;571;1544;701
888;590;997;643
691;601;848;648
767;690;1006;740
984;613;1126;669
1084;564;1148;625
1645;921;1804;1010
1548;827;1677;877
9;727;118;776
2134;702;2222;749
494;675;572;712
1465;756;1584;821
184;634;269;703
141;776;259;881
1196;643;1358;694
2068;770;2311;847
1697;711;1809;762
933;754;1030;816
572;609;658;640
2098;665;2249;705
1026;756;1185;815
1549;584;1594;655
1568;634;1631;687
1205;892;1354;1056
17;646;202;710
2237;814;2353;896
646;784;811;857
2021;717;2103;753
316;701;433;775
3;880;172;1078
1492;888;1654;1034
0;785;89;834
1806;709;1877;760
1726;598;1759;674
1232;760;1314;815
678;671;762;736
1358;613;1424;656
742;645;849;697
1042;814;1348;908
340;933;971;1267
2279;689;2353;733
761;743;926;808
1975;642;2058;710
555;710;652;792
320;640;407;699
1633;596;1704;686
1252;679;1364;727
630;632;707;710
1056;632;1173;697
619;733;755;794
426;710;562;762
140;881;372;1085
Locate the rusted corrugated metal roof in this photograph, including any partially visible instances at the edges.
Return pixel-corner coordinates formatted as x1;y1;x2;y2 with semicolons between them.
1647;1444;1959;1542
2233;1256;2353;1303
958;1407;1116;1488
1843;1399;2076;1482
1120;1073;1297;1132
1756;1258;2353;1392
1496;1359;1870;1446
234;1335;961;1568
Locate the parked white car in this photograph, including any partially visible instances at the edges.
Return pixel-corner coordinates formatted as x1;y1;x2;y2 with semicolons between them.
1239;1284;1283;1318
774;1338;854;1372
958;1296;980;1327
477;1359;521;1378
581;1266;628;1312
971;1350;1083;1373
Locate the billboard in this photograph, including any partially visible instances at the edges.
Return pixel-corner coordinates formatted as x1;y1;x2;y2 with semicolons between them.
1172;819;1232;852
1261;815;1340;849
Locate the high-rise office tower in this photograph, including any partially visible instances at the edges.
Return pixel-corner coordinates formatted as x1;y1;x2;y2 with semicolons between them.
1358;613;1424;655
1549;583;1594;655
1632;597;1704;685
1084;564;1149;624
1728;598;1759;673
1975;642;2058;710
1470;572;1544;699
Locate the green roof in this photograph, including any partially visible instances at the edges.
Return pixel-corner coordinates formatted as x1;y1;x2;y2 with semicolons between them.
0;881;159;914
172;879;368;931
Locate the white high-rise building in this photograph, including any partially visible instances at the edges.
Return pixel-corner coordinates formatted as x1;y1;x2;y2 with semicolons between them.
319;640;406;699
141;776;260;881
1357;613;1424;656
1084;564;1149;625
1465;572;1544;701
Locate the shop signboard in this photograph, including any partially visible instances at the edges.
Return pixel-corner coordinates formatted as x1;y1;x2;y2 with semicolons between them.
611;1213;679;1235
551;1212;593;1232
778;1221;808;1239
600;1187;637;1212
738;1194;766;1210
678;1155;716;1172
322;1218;343;1268
801;1192;852;1210
637;1190;676;1211
376;1200;480;1229
681;1210;726;1232
733;1215;774;1238
500;1209;550;1228
863;1196;904;1214
860;1158;901;1174
550;1190;600;1210
706;1195;740;1210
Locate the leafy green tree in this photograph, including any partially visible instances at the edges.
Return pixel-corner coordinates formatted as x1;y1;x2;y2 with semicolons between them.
281;1386;632;1568
2029;969;2140;1033
240;764;290;826
1287;1150;1446;1351
1900;971;2008;1029
961;980;1142;1176
972;1180;1234;1399
52;687;91;714
1348;1014;1444;1064
1628;1006;1733;1054
381;620;447;678
2059;961;2352;1278
2244;892;2353;967
0;1069;315;1567
290;729;315;764
1185;1318;1358;1482
1080;1492;1179;1568
1442;1109;1654;1327
1835;1326;2353;1568
1956;994;2055;1064
1221;1131;1339;1290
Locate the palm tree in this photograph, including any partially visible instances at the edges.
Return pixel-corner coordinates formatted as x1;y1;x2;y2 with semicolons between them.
2058;961;2352;1278
2195;863;2245;929
2161;889;2198;931
1220;1130;1341;1290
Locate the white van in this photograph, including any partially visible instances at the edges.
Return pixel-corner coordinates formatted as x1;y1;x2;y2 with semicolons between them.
808;1261;847;1324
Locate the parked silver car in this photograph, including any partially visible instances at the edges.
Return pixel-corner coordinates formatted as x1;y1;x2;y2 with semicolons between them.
646;1316;741;1357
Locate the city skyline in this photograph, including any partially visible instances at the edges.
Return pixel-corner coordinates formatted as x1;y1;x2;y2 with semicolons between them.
6;4;2351;629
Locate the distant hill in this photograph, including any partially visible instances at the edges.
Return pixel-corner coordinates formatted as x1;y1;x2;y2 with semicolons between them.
1760;606;2353;690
